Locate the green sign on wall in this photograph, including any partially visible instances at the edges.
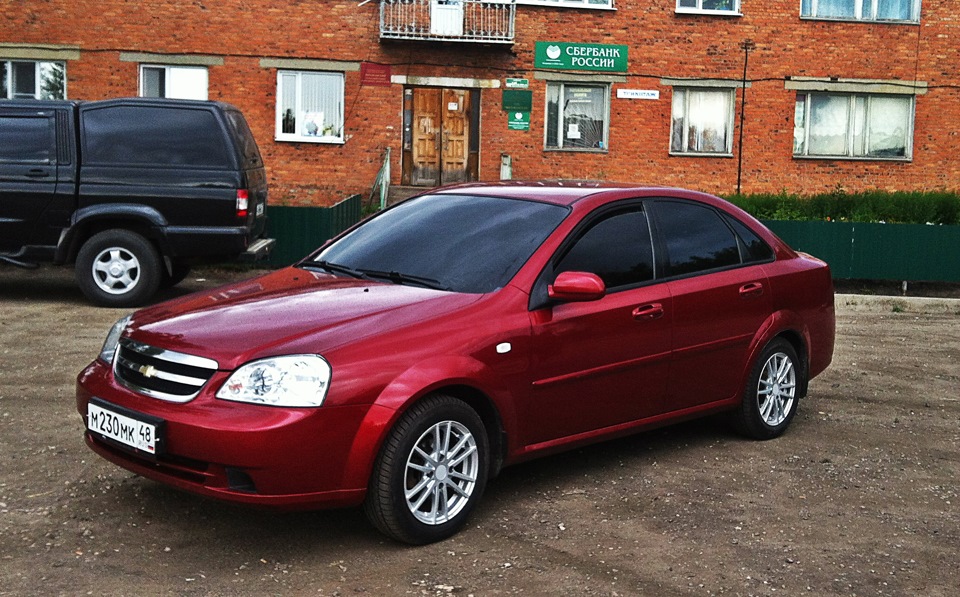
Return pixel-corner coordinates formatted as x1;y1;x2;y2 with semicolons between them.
535;42;628;72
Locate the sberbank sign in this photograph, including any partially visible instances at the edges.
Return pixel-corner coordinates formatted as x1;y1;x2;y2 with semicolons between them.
534;42;628;73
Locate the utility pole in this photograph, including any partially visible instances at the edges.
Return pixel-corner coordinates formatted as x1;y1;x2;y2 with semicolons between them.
737;39;756;196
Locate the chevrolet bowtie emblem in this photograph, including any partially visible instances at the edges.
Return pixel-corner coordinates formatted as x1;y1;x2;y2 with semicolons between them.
138;364;159;378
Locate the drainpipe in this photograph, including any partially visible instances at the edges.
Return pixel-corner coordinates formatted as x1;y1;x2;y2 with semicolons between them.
737;39;756;196
500;153;512;180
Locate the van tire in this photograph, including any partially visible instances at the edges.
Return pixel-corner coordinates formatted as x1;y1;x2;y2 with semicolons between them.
76;230;162;307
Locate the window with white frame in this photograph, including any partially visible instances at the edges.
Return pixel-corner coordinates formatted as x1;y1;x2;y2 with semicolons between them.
676;0;740;14
670;88;734;155
275;70;345;143
793;93;913;159
545;82;610;150
140;65;208;100
516;0;613;9
1;60;65;100
800;0;920;22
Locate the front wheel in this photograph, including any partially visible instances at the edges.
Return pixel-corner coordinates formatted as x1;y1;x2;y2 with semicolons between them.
733;338;802;440
75;230;162;307
364;394;489;544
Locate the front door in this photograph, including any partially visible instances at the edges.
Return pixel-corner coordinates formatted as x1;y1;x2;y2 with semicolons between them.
407;87;475;186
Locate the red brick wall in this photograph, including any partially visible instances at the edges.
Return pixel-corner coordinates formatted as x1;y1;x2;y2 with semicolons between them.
4;0;958;205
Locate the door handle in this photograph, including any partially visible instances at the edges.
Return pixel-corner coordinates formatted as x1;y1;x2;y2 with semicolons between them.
632;303;664;321
26;168;50;178
739;282;764;298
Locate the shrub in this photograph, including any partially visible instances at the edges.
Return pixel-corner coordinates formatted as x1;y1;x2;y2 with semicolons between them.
724;191;960;225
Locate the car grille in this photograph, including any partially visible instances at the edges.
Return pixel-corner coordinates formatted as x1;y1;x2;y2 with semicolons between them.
114;338;219;402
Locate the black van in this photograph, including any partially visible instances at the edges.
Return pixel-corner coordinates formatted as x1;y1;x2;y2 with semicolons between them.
0;98;273;307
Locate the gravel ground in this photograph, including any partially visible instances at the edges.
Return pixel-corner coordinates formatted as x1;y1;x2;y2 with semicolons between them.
0;265;958;596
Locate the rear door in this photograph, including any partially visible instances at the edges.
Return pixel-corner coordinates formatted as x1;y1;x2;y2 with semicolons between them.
650;199;774;412
0;107;60;250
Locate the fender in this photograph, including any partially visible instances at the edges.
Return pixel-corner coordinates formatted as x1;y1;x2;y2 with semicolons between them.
738;309;811;400
56;203;169;263
336;354;520;492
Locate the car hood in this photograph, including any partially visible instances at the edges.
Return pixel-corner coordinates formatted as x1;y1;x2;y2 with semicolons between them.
126;267;484;369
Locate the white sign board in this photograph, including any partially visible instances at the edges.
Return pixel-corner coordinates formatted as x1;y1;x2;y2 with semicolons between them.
616;89;660;100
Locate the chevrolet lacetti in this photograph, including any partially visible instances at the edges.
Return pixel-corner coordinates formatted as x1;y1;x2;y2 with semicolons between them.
77;182;835;544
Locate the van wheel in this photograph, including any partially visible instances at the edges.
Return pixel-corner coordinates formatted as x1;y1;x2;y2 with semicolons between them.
76;230;161;307
364;394;488;544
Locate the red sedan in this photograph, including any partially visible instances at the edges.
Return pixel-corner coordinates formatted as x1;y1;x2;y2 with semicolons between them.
77;182;835;544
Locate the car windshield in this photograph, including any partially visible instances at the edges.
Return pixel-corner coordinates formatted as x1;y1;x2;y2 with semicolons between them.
309;193;569;294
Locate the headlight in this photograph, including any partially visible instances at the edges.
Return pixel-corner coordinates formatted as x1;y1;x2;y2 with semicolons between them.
99;314;132;364
216;355;331;408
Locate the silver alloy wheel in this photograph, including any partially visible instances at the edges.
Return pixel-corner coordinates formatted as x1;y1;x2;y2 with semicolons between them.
91;247;141;295
404;420;479;525
757;351;797;427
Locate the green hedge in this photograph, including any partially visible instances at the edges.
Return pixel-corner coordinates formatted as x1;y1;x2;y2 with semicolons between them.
724;191;960;225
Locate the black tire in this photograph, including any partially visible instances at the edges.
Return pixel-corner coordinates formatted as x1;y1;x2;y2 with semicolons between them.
733;338;802;440
160;259;192;289
75;230;162;308
364;394;489;544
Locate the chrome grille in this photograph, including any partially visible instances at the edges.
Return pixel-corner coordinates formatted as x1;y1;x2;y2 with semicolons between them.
114;338;219;402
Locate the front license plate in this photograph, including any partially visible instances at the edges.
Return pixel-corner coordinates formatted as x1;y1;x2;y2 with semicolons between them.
87;399;162;455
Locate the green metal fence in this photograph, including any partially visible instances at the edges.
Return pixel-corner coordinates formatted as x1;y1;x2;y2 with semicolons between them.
764;220;960;282
266;194;363;267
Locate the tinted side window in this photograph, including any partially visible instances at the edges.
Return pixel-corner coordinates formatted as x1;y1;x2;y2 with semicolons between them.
555;209;654;289
0;115;54;163
83;106;230;168
655;201;739;276
725;215;774;263
225;110;262;167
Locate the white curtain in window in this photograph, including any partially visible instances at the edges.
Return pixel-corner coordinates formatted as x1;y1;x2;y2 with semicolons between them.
167;67;208;101
808;95;849;155
867;96;910;157
300;73;342;138
688;90;729;152
877;0;911;19
818;0;855;17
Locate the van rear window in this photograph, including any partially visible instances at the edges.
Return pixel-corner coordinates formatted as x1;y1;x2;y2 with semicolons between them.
82;106;231;168
225;110;262;167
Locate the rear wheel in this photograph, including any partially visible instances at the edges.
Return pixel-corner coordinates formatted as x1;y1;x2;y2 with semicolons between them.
364;394;489;544
76;230;161;307
734;338;801;440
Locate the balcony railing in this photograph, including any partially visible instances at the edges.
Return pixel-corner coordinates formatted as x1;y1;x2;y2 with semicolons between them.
380;0;515;44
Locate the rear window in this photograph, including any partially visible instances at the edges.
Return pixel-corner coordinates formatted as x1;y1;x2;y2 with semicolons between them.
82;105;231;168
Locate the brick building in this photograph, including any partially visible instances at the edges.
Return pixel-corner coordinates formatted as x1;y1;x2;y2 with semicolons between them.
3;0;956;206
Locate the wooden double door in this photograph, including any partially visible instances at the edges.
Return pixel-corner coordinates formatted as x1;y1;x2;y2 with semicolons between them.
404;87;479;187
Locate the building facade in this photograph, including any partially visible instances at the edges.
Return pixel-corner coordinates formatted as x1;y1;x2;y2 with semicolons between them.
2;0;956;206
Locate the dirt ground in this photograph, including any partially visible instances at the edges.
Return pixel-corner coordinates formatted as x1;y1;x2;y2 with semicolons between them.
1;265;957;596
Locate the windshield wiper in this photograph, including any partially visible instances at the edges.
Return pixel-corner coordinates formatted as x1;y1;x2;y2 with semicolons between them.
301;260;372;281
360;269;450;291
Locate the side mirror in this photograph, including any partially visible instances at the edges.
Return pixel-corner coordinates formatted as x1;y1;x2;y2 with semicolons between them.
548;271;606;302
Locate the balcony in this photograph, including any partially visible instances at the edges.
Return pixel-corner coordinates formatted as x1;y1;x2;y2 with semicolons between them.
380;0;515;44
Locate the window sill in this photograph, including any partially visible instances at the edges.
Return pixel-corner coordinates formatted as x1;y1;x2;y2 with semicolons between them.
799;16;919;25
544;147;609;153
275;136;345;145
515;1;616;10
674;9;742;17
669;151;734;158
793;154;912;162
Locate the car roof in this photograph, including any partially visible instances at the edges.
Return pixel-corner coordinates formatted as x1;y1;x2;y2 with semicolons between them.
431;180;708;207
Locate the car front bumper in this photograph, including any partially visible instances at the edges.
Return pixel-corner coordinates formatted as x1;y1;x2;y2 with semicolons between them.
76;359;376;510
